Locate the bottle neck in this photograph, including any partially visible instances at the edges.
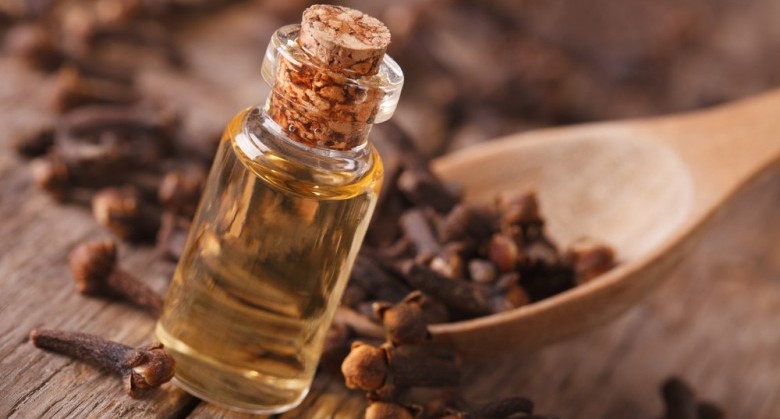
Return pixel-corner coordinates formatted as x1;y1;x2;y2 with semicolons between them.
265;53;379;151
260;25;403;152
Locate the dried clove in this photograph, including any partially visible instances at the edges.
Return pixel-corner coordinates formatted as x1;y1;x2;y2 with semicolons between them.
430;242;468;279
69;240;163;316
398;169;460;213
28;106;176;199
13;127;54;158
30;152;154;200
341;341;460;395
565;238;616;284
371;120;431;171
341;341;389;392
385;343;460;390
372;122;460;214
497;190;542;227
524;239;560;267
58;105;177;142
374;291;431;346
349;253;412;306
417;296;450;325
400;208;441;263
92;186;161;242
519;263;575;302
400;261;492;318
47;66;138;112
30;328;174;398
487;233;522;273
492;272;530;312
87;22;186;68
30;154;74;200
438;203;497;244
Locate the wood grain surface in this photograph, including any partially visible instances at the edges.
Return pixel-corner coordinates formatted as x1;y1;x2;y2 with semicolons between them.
1;3;779;418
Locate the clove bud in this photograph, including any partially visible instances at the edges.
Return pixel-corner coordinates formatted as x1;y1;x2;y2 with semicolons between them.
92;186;161;242
399;261;491;318
47;66;137;112
487;233;522;273
69;240;163;316
341;341;459;395
565;238;616;284
30;328;175;398
341;342;389;392
497;190;542;227
13;127;55;158
374;291;431;346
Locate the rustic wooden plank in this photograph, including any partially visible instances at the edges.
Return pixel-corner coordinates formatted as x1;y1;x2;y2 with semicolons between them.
1;2;779;418
186;368;364;418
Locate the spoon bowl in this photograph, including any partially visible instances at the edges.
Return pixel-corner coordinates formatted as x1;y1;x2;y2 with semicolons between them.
428;89;780;354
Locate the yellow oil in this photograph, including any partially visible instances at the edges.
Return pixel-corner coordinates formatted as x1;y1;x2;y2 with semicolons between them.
156;109;382;413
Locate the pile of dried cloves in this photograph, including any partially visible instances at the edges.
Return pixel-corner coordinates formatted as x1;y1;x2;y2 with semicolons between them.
340;292;550;419
338;123;616;337
6;0;230;261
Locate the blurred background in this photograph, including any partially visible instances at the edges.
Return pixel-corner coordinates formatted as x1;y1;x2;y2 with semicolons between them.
3;0;780;156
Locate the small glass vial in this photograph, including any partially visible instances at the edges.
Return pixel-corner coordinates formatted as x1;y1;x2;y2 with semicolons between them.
155;5;403;414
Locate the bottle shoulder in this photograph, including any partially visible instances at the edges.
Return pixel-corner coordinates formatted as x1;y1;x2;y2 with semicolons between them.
223;107;383;199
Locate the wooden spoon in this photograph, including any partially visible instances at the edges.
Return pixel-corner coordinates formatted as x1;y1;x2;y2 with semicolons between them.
429;88;780;354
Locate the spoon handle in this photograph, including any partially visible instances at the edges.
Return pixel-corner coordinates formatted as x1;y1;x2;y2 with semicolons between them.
648;88;780;214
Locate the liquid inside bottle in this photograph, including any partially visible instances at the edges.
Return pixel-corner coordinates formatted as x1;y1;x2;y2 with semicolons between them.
156;10;402;412
156;108;382;412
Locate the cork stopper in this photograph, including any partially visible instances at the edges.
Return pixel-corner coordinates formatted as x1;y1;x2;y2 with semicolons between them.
299;5;391;76
263;5;401;151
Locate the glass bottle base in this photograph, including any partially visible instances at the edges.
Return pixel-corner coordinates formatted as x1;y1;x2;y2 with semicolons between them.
172;376;310;414
156;324;312;414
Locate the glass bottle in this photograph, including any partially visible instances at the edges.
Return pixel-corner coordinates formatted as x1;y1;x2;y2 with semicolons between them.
155;7;403;414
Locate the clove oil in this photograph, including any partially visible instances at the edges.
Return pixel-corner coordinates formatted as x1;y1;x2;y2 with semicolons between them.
155;5;403;413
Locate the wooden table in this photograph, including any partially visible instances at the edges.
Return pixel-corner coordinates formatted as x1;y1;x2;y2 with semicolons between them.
1;3;779;418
